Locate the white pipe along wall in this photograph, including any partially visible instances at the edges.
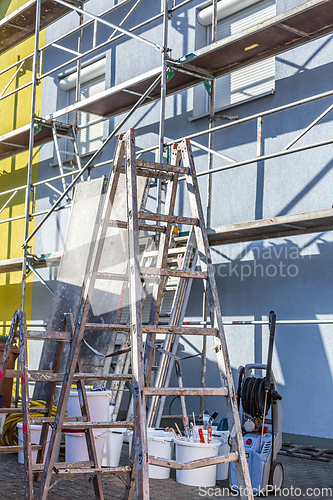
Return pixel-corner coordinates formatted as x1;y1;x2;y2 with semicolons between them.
197;0;264;25
59;57;106;91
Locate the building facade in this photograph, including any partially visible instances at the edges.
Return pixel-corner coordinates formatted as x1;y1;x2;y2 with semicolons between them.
1;0;333;446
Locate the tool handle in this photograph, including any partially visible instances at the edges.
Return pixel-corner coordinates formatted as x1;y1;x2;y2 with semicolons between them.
174;358;182;379
208;427;212;443
265;311;276;390
198;428;205;444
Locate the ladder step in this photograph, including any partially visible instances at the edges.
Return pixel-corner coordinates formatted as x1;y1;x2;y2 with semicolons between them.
33;461;93;472
120;164;173;180
0;407;48;414
142;326;217;336
138;212;198;226
85;323;130;332
108;219;166;233
96;271;160;283
96;272;128;281
140;268;207;279
148;452;239;470
136;159;188;175
31;416;88;425
0;445;42;454
4;370;132;382
145;387;228;396
33;421;134;430
52;466;132;476
26;330;72;341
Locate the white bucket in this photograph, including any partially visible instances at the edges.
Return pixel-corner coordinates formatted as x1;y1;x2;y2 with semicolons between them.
67;389;111;422
213;430;230;480
147;429;174;479
17;423;59;465
101;427;126;467
64;430;106;465
175;437;220;487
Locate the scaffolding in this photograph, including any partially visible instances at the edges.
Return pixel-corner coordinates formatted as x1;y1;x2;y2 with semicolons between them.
0;1;332;497
1;0;333;411
1;0;333;406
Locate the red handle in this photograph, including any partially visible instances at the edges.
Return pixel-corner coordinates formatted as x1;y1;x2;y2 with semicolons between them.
208;427;212;443
198;428;205;444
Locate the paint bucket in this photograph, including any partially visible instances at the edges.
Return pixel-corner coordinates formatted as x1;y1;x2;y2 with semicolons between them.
64;429;106;465
17;423;59;464
147;429;174;479
67;389;111;422
101;427;126;467
174;437;220;487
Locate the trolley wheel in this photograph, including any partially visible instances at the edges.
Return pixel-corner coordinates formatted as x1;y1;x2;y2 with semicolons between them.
268;461;284;490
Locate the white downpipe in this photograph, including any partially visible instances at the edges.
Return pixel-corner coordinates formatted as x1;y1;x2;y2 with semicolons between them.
59;58;106;91
197;0;263;25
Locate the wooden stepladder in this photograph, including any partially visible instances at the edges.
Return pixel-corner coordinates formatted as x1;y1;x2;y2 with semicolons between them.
123;129;254;500
0;129;253;500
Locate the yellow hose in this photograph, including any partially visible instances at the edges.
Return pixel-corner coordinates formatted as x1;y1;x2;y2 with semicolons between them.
0;400;58;446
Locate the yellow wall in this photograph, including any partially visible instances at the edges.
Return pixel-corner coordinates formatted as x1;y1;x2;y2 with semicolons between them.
0;5;45;333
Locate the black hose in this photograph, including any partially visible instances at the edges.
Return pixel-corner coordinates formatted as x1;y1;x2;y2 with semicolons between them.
237;367;245;410
241;376;271;418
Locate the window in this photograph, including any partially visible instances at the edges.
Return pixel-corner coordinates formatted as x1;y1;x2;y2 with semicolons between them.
208;0;276;111
67;75;105;156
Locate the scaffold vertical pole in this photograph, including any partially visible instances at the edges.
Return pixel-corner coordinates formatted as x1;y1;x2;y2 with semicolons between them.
20;0;42;311
157;0;169;215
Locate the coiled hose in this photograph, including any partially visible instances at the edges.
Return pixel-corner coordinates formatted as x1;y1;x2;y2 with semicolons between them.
0;400;58;446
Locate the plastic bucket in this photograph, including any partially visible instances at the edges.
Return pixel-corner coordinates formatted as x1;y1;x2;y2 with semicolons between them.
147;429;174;479
174;437;220;487
17;423;59;464
64;429;105;465
101;427;126;467
67;389;111;422
213;430;230;480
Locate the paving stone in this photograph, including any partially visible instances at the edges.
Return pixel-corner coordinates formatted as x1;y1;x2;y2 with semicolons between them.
0;444;332;499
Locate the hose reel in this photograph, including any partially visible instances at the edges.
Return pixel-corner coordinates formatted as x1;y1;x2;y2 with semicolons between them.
237;311;281;419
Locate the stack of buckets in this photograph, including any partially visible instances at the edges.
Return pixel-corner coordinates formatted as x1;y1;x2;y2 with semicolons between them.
128;427;230;486
173;427;230;487
65;389;126;467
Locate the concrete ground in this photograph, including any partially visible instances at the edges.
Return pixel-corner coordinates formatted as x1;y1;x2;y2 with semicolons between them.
0;444;332;499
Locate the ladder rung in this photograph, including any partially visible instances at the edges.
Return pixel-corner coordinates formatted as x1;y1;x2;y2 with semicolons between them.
25;330;72;341
61;421;134;430
136;159;188;175
108;219;166;233
96;272;128;281
33;461;93;472
31;416;88;425
85;323;130;332
138;212;198;226
143;246;187;258
4;370;132;382
144;388;228;396
0;407;48;414
142;326;217;336
96;271;160;283
148;452;239;470
120;165;173;180
53;466;132;476
0;445;42;454
140;268;207;279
